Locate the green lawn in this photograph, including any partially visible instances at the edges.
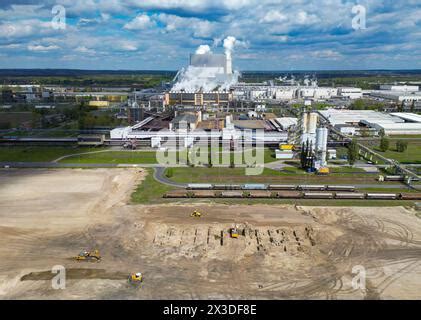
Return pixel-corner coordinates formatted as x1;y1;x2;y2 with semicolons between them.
166;167;384;185
0;146;98;162
374;143;421;164
60;150;159;164
178;147;277;164
131;169;174;204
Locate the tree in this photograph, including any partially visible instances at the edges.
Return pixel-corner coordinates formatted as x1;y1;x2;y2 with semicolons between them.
379;136;389;152
379;128;386;138
348;138;359;165
396;140;408;153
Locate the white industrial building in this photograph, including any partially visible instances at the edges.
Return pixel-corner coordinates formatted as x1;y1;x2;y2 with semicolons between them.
320;109;402;126
380;85;419;92
370;90;421;102
369;122;421;135
390;112;421;123
321;109;421;135
337;87;363;99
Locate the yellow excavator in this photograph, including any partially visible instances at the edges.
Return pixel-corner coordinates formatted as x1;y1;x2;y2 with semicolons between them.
230;226;239;238
191;210;202;218
128;272;143;286
74;249;101;262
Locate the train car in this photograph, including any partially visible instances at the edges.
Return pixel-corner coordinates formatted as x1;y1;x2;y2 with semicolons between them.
192;191;216;198
399;193;421;200
187;183;213;190
277;191;302;198
366;193;397;200
221;191;243;198
303;192;334;199
213;184;242;190
384;176;404;181
298;185;326;191
242;184;267;190
163;190;188;198
77;134;105;146
268;184;297;190
248;191;272;198
326;185;356;192
335;193;365;199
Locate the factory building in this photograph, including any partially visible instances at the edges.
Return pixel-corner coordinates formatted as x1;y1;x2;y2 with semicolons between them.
380;85;419;92
165;91;232;106
369;90;421;102
337;87;363;99
321;109;421;136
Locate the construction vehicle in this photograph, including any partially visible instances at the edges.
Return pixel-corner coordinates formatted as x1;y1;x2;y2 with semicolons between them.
74;249;101;262
128;272;143;286
191;210;202;217
279;144;294;151
317;167;330;175
230;226;239;238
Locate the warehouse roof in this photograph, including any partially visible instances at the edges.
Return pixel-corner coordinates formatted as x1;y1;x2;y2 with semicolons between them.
320;109;403;125
390;112;421;123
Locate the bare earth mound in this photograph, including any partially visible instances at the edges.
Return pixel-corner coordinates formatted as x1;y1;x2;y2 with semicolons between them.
0;168;420;299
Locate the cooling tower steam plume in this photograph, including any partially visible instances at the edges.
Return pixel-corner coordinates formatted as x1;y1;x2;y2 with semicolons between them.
196;45;212;55
223;36;237;59
171;36;240;92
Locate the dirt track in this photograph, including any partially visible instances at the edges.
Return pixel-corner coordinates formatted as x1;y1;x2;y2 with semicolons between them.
0;168;420;299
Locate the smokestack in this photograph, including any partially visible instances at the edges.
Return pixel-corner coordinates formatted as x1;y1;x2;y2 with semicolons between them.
223;36;236;75
226;54;232;75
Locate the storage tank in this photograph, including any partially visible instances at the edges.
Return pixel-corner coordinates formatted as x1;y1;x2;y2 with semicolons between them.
308;113;318;134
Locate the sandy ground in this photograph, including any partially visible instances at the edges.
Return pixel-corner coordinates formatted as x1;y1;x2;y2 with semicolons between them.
0;168;421;299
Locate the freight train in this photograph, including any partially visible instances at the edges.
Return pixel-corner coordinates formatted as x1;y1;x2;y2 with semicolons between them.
186;183;356;192
165;189;421;200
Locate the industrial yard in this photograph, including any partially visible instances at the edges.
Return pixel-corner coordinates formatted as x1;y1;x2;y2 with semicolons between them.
1;168;421;299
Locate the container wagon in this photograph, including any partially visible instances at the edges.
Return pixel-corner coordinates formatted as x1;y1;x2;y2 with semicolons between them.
163;190;188;198
187;183;213;190
213;184;242;190
366;193;397;200
384;176;404;181
298;185;326;191
399;193;421;200
335;193;365;199
221;191;243;198
268;184;297;190
242;184;267;190
248;191;272;198
277;191;302;198
303;192;334;199
326;185;356;192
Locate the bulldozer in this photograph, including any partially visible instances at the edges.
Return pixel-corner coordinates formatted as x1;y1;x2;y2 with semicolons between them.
128;272;143;287
191;210;202;218
74;249;101;262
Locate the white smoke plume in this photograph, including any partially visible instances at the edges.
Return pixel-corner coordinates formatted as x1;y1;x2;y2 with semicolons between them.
195;45;212;55
171;36;240;92
223;36;237;59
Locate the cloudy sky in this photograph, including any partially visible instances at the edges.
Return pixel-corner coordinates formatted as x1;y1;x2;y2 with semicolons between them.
0;0;420;70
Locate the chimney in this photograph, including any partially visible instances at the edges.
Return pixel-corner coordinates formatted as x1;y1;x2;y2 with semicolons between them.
226;54;232;75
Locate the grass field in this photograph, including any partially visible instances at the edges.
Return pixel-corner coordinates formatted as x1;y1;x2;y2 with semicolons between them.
374;143;421;164
0;146;99;162
131;169;174;204
166;167;389;185
60;150;159;164
364;139;421;164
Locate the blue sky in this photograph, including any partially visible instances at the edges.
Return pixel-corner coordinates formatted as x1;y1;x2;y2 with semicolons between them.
0;1;420;70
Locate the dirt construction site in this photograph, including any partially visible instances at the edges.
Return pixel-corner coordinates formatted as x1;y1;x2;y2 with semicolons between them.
1;168;421;299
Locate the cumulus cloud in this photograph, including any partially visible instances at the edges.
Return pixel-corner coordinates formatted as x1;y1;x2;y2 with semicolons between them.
28;44;60;52
124;14;155;30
